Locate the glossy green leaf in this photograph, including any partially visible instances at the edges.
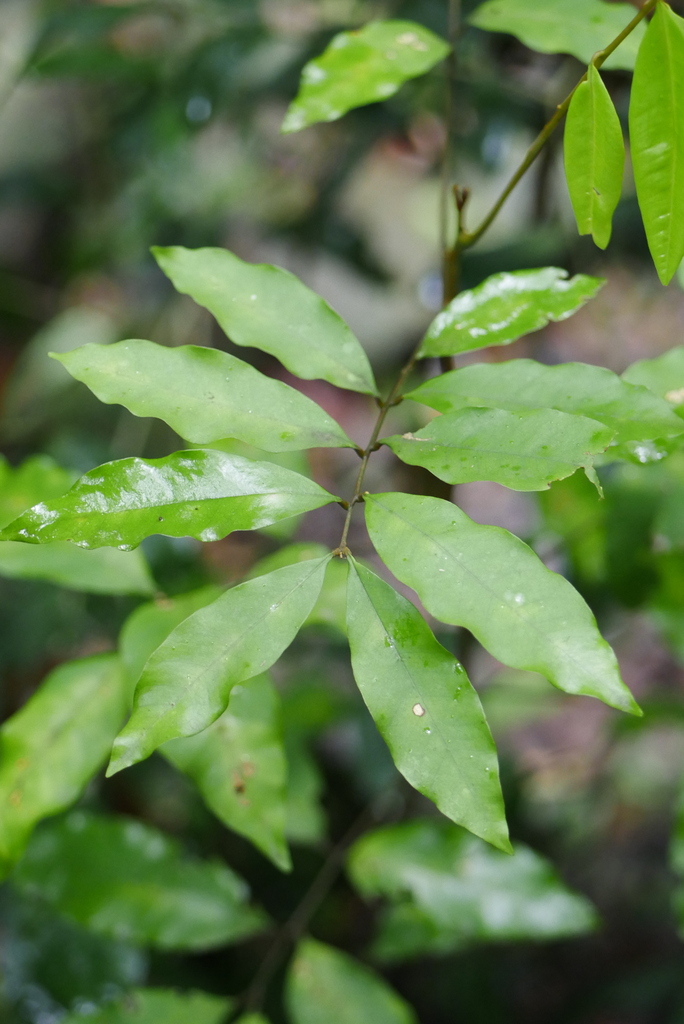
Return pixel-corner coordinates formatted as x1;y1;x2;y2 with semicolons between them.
384;407;613;491
0;655;127;878
282;20;450;133
163;675;291;872
469;0;644;70
59;988;232;1024
54;340;354;453
287;938;417;1024
109;557;330;773
406;359;684;444
14;811;265;950
347;561;509;850
0;455;154;593
623;346;684;417
153;246;378;396
365;493;639;714
417;269;604;358
347;819;598;960
564;65;625;249
630;3;684;285
0;450;338;550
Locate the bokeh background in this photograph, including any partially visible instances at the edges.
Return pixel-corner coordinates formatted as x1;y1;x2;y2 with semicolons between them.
1;2;684;1022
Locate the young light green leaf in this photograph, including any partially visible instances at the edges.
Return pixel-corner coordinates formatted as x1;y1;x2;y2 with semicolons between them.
59;988;233;1024
282;20;450;133
630;3;684;285
163;675;291;872
0;655;127;879
54;341;354;453
14;811;265;950
109;557;330;774
153;246;378;396
623;346;684;416
0;450;338;550
0;541;154;594
406;359;684;444
364;493;639;715
0;454;154;593
383;407;613;491
347;819;598;960
564;64;625;249
287;938;417;1024
469;0;645;70
347;561;509;851
417;269;604;358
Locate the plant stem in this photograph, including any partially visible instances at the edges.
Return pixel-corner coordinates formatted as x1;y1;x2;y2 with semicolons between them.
456;0;658;252
334;0;656;556
241;804;377;1015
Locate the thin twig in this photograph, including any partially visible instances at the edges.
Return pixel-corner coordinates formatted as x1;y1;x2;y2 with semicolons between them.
241;803;378;1015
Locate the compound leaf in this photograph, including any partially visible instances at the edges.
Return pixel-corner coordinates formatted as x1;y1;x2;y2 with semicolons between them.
564;64;625;249
13;812;265;950
469;0;644;70
406;359;684;444
0;655;127;878
59;989;232;1024
286;938;417;1024
163;675;291;872
347;819;598;960
383;407;613;491
347;561;509;851
282;20;450;133
630;2;684;285
417;269;604;358
109;557;330;773
54;341;354;453
153;247;377;396
0;450;338;550
364;493;639;715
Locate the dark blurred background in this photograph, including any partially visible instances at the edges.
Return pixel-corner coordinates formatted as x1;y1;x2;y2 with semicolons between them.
1;2;684;1022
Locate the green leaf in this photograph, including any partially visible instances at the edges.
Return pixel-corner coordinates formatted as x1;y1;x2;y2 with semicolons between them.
0;455;154;593
364;493;640;714
469;0;645;70
0;450;338;550
383;407;613;491
119;586;224;702
59;989;232;1024
630;2;684;285
163;675;291;872
406;359;684;444
282;20;450;133
286;938;417;1024
14;811;265;950
248;543;348;632
347;819;598;960
564;64;625;249
54;341;354;453
0;541;155;594
347;561;509;850
623;346;684;416
0;655;127;878
153;247;378;396
109;557;330;773
417;269;604;359
234;1017;270;1024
